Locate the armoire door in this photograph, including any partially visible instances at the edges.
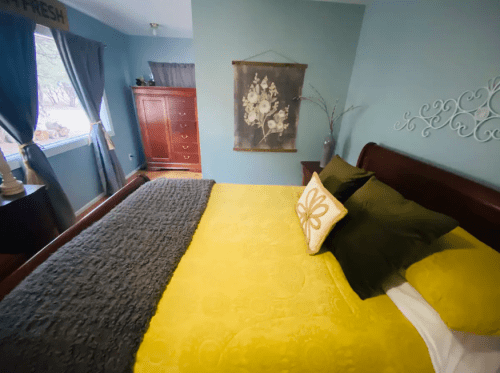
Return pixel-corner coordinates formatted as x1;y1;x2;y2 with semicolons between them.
136;95;172;162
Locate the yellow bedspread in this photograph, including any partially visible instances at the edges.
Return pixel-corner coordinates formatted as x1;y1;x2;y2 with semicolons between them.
134;184;434;373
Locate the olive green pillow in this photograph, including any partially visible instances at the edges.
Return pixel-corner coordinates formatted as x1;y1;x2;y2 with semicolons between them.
326;177;459;300
319;155;374;203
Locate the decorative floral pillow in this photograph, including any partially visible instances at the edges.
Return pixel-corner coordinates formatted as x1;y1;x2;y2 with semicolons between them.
296;172;348;255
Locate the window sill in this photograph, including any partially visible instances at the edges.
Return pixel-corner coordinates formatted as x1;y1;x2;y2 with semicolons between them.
7;135;91;170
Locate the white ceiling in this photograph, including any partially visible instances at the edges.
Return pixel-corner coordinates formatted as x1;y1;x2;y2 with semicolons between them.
60;0;195;38
59;0;371;39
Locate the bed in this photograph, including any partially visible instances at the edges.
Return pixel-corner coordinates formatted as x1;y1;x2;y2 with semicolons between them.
0;142;499;372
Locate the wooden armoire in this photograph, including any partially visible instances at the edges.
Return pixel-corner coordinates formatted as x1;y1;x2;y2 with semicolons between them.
132;86;201;172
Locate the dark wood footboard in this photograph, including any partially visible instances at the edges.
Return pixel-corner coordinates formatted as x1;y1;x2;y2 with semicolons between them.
0;174;150;301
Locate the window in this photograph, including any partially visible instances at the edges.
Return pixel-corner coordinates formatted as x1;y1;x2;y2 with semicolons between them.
1;25;113;159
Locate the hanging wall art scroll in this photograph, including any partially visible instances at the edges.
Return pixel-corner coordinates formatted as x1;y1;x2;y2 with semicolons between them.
394;76;500;143
233;61;307;152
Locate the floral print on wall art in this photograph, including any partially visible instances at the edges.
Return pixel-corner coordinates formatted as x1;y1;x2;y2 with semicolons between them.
233;61;307;152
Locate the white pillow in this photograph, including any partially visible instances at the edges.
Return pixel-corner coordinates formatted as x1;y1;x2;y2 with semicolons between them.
296;172;348;254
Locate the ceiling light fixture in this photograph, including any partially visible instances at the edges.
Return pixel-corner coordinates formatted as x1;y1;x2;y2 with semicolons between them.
150;23;159;36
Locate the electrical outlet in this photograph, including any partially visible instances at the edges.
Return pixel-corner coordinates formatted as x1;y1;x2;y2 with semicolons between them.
128;154;134;161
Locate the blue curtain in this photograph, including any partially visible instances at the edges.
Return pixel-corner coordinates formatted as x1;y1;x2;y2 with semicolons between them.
0;11;76;232
51;29;126;196
148;62;196;87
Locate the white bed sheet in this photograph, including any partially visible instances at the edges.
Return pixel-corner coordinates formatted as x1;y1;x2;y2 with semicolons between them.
383;274;500;373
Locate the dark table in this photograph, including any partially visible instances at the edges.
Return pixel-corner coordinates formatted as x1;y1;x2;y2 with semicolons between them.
0;185;59;255
300;161;323;186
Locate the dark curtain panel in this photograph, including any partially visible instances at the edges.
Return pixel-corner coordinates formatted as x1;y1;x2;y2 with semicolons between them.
148;62;196;87
0;11;75;232
51;29;126;196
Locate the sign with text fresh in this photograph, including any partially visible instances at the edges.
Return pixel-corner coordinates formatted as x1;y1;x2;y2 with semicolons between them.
0;0;69;31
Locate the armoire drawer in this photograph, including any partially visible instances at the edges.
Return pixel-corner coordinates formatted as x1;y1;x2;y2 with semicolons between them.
171;130;198;144
170;109;196;122
171;121;196;133
168;96;196;110
173;143;198;153
174;153;200;164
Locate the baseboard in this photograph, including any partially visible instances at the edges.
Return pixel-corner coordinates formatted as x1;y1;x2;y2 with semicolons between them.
126;165;144;182
75;165;145;218
75;193;106;217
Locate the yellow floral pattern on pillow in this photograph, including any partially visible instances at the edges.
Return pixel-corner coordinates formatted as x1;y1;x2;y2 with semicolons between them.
297;187;329;243
296;172;347;254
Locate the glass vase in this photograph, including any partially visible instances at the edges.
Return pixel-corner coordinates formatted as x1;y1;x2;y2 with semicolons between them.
320;133;335;168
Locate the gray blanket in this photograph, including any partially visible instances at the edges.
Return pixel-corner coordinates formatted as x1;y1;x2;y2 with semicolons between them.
0;178;215;373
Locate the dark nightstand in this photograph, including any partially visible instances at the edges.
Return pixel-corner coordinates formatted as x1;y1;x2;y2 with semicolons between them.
0;185;59;255
0;185;59;282
300;161;323;186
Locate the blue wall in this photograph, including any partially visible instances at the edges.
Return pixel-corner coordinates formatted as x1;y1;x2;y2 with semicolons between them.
192;0;365;185
338;0;500;190
127;35;195;84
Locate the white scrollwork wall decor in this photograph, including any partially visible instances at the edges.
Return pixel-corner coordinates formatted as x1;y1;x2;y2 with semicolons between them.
394;76;500;143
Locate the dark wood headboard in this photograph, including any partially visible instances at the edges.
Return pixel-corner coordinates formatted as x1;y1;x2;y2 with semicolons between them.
357;143;500;252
